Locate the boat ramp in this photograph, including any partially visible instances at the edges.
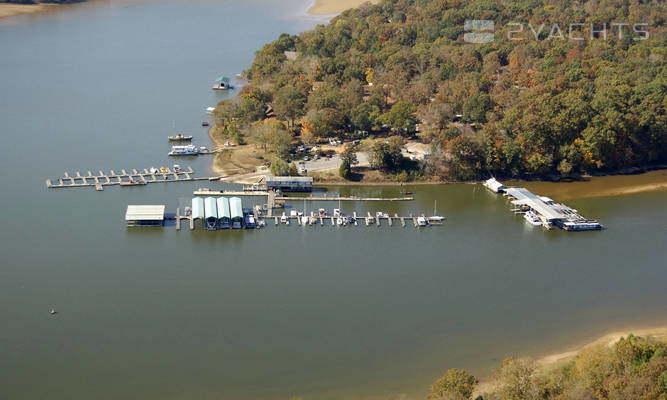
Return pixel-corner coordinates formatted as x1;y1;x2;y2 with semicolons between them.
483;178;602;231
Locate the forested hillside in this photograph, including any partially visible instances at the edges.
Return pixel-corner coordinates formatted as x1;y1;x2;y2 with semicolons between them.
216;0;666;180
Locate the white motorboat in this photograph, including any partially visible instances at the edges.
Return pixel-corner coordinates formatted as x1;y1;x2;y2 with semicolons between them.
417;216;429;227
168;144;198;156
523;210;542;226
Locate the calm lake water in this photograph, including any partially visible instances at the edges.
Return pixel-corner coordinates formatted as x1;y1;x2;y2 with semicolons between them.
1;1;666;399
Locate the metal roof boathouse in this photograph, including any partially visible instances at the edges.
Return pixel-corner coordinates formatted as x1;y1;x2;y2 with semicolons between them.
204;197;218;230
229;197;243;229
217;197;231;229
191;197;205;219
125;205;165;227
483;178;602;231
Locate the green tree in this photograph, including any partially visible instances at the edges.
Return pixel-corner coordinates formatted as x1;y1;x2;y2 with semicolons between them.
274;85;307;128
381;101;417;135
339;158;351;180
462;92;490;123
235;96;265;125
270;159;290;176
429;368;477;400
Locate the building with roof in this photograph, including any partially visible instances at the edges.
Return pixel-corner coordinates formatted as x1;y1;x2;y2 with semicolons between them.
204;197;218;230
229;197;243;229
125;205;165;227
217;197;231;229
264;175;313;192
191;197;205;220
483;177;506;193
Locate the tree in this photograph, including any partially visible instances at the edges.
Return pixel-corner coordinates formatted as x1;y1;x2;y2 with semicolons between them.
350;102;377;133
235;96;265;125
462;92;490;123
274;85;307;128
270;159;290;176
339;158;351;179
340;145;358;167
288;162;299;176
496;357;540;400
381;101;417;135
305;108;344;138
369;138;404;171
429;368;477;400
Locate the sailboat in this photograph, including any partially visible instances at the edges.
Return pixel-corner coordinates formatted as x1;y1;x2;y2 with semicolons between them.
428;200;446;222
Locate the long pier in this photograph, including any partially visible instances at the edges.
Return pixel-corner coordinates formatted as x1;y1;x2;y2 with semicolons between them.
46;167;219;190
192;189;413;202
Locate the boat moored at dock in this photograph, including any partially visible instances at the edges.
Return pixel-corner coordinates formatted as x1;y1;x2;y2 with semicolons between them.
483;178;602;231
168;145;198;156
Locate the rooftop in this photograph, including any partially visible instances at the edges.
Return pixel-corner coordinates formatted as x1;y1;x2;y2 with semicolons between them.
125;205;165;221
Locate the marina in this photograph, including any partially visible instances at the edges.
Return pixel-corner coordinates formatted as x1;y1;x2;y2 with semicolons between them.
129;194;441;230
484;178;603;231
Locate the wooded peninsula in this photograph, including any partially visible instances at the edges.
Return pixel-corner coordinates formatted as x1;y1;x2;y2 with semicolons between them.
212;0;665;182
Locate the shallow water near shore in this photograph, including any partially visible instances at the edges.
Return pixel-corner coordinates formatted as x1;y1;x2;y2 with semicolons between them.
1;1;666;399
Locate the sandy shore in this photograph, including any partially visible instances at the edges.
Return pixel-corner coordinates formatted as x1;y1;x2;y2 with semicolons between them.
509;169;667;200
0;3;56;20
474;324;667;397
307;0;379;15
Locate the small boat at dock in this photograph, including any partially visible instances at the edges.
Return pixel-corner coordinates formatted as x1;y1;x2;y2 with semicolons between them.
429;200;446;222
120;179;147;186
523;210;542;226
417;216;429;227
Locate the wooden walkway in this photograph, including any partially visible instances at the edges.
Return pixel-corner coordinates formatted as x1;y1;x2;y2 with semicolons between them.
46;167;217;190
192;189;413;203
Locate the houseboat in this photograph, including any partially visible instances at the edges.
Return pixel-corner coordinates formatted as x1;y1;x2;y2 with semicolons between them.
212;76;233;90
168;145;199;156
168;133;193;141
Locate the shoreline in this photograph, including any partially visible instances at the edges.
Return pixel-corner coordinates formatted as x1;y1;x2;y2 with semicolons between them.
474;323;667;397
0;3;56;20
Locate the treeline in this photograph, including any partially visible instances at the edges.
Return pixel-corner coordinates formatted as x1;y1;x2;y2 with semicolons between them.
429;334;666;400
223;0;665;180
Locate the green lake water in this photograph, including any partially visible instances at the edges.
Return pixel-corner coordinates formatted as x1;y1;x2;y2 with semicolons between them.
1;1;666;399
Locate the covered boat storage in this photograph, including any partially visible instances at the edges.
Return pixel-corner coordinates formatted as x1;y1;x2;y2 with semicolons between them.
503;186;602;230
229;197;243;229
125;205;165;227
204;197;218;230
217;197;231;229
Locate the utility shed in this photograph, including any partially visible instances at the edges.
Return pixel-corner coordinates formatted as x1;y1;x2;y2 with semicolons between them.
125;205;165;226
264;175;313;192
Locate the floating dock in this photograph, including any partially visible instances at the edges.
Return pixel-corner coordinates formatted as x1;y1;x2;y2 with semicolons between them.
46;167;221;190
483;178;602;231
193;188;413;202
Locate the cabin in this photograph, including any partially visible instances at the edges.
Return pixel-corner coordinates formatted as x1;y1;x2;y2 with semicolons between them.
229;197;243;229
204;197;218;230
125;205;165;227
264;175;313;192
217;197;231;229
